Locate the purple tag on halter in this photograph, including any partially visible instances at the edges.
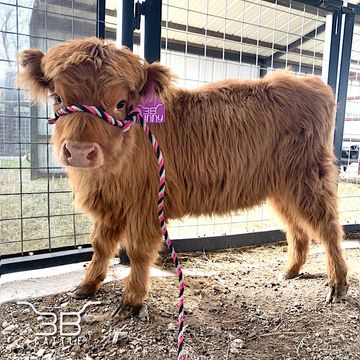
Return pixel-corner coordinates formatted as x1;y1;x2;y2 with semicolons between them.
138;85;165;124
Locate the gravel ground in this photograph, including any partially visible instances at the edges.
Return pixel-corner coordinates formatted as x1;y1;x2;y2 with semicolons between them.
1;235;359;360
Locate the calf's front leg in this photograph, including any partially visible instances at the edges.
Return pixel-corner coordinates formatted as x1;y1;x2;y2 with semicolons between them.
71;221;123;299
112;222;163;317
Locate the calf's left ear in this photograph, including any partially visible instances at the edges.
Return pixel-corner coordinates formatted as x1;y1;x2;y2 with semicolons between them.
17;49;50;101
140;62;173;97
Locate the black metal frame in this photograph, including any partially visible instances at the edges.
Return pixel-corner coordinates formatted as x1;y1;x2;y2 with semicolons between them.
122;0;135;50
121;0;162;63
143;0;162;62
333;9;356;163
1;224;359;275
1;245;93;275
327;10;342;94
96;0;106;39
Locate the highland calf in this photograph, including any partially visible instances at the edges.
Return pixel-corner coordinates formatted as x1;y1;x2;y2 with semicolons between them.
17;38;348;312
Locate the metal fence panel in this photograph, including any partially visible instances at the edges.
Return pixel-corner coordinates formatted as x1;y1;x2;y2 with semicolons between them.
0;0;109;256
0;0;359;265
157;0;359;239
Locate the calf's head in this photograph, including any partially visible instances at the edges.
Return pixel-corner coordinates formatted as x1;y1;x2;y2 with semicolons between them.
17;38;172;170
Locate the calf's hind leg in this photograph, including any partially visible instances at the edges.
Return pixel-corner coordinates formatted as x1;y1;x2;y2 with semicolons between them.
299;197;348;302
71;222;122;299
269;197;310;279
287;168;348;302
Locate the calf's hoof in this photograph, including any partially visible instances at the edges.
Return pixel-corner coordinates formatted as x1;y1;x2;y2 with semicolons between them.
326;284;348;303
69;283;99;299
282;269;301;280
111;300;143;320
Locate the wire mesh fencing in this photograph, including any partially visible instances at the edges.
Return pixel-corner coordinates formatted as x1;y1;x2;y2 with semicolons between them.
339;16;360;225
0;0;110;256
0;0;359;260
159;0;359;239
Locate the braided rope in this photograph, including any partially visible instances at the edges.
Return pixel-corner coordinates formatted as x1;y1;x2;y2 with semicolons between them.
137;114;185;360
49;105;185;360
50;105;137;132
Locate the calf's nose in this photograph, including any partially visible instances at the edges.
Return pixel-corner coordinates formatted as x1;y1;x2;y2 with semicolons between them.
63;141;98;167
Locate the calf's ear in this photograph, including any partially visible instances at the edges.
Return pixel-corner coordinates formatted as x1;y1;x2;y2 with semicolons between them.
140;62;173;97
17;49;50;101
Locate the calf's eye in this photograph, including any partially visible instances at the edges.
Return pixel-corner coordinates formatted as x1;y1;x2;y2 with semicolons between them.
53;95;62;104
116;100;126;110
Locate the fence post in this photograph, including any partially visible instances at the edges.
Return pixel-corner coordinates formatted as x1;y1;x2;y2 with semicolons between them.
96;0;106;39
326;10;342;94
122;0;135;50
333;10;355;164
144;0;162;63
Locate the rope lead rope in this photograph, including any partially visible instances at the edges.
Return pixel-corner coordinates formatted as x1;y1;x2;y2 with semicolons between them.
50;105;185;360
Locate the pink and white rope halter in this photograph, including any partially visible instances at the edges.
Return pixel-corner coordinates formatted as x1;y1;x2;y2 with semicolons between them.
49;104;185;360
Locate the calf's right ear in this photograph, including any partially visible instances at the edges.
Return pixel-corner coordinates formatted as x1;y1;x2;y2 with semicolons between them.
17;49;50;101
140;62;173;98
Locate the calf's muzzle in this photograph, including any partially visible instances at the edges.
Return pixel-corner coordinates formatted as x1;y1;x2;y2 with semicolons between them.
63;140;100;168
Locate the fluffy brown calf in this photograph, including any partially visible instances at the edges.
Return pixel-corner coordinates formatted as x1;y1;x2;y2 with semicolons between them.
17;37;348;311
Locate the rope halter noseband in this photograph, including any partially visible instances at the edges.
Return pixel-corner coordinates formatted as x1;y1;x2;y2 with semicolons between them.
49;104;185;360
49;104;138;131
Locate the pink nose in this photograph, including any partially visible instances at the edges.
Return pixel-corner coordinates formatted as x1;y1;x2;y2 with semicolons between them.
63;141;97;167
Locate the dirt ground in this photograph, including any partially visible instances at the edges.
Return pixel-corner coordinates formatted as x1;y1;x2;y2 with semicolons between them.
1;234;359;360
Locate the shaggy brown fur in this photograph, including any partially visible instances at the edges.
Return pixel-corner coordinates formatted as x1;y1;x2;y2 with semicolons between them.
17;37;348;309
